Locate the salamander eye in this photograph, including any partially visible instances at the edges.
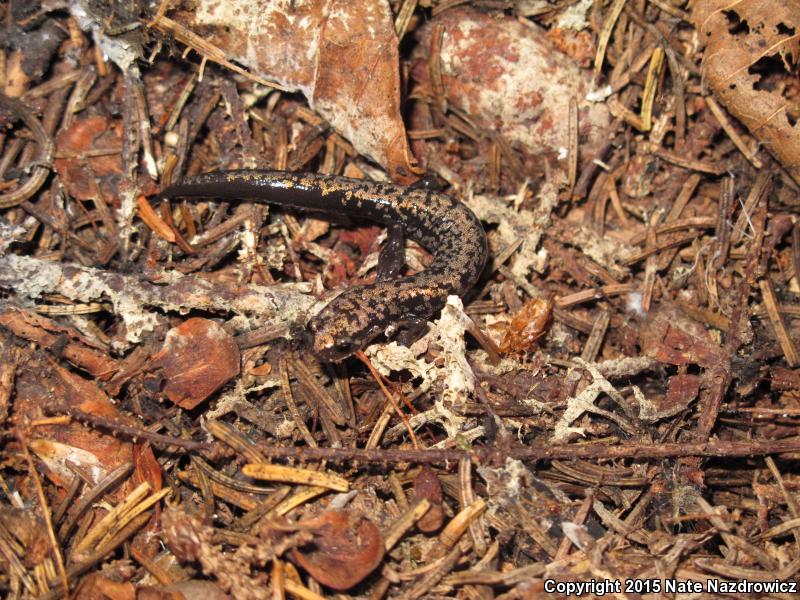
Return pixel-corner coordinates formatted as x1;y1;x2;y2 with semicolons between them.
333;339;355;355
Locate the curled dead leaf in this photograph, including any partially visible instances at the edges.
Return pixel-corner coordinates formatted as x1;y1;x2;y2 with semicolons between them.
500;297;553;355
290;510;384;590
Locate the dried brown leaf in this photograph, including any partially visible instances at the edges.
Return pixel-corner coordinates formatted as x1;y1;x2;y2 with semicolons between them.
692;0;800;183
500;297;553;355
53;117;123;203
14;359;135;488
169;0;417;180
640;305;724;368
148;318;240;409
637;374;701;422
290;510;384;590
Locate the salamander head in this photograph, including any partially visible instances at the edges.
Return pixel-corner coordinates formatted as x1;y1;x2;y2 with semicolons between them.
307;301;383;362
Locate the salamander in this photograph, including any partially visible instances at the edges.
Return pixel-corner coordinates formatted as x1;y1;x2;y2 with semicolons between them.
158;170;488;361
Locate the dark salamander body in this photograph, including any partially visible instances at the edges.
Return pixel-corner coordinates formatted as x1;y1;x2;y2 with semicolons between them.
159;170;488;361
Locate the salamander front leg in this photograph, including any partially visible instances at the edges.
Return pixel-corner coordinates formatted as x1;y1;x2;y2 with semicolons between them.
385;316;429;347
376;221;405;281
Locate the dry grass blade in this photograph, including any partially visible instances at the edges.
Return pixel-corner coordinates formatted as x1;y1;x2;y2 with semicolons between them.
242;463;349;492
640;46;664;131
70;482;169;560
594;0;628;76
271;486;328;516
